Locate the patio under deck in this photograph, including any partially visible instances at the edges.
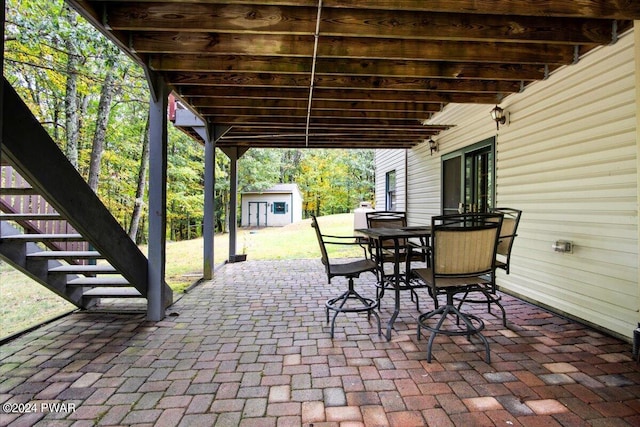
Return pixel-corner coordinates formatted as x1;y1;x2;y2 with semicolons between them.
1;259;640;427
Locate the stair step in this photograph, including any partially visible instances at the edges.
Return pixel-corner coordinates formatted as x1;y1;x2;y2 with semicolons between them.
49;264;118;274
82;287;143;298
68;277;130;286
2;233;84;242
27;250;104;259
0;213;62;221
0;187;38;196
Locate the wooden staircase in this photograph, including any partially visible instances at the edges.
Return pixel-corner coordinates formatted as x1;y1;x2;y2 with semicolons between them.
1;79;172;311
0;167;147;308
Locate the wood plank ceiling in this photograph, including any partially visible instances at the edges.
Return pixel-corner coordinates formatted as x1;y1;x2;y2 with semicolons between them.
67;1;639;149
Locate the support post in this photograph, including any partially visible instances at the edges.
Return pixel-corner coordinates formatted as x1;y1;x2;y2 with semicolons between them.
228;147;239;261
203;125;215;279
147;79;168;321
220;146;248;262
1;0;4;140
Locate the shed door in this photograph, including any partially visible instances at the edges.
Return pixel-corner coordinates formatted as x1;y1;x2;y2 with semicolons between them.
248;202;268;227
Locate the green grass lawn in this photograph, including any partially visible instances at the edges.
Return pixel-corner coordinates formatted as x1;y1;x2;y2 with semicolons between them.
0;213;360;339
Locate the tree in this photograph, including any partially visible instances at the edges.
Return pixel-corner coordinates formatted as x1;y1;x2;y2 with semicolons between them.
4;0;376;242
129;113;150;242
88;63;118;191
63;7;81;168
238;149;282;192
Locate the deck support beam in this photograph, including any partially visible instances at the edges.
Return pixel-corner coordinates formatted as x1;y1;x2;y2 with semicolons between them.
220;146;248;262
202;125;231;278
147;77;169;321
203;125;216;280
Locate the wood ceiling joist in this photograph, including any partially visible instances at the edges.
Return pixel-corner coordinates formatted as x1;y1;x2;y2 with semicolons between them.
168;72;522;93
322;0;640;20
226;125;449;134
105;3;616;45
198;108;438;121
180;88;505;105
148;55;547;81
188;98;444;114
67;0;639;150
205;116;430;126
176;86;501;104
219;139;421;148
220;136;437;143
91;1;640;20
131;33;578;65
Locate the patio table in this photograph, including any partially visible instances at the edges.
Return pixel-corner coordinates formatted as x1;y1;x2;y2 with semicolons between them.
356;226;431;340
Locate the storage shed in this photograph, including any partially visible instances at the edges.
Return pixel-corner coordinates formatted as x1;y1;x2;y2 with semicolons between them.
241;184;303;227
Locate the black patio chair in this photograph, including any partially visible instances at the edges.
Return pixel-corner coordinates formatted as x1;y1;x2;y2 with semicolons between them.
412;213;502;363
311;215;381;338
456;207;522;326
365;211;429;310
492;207;522;274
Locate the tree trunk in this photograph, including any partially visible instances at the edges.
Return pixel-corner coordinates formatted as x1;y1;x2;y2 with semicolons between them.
88;66;117;192
128;113;150;242
63;11;80;169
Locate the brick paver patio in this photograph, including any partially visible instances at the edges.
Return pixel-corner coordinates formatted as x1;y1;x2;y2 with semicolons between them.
1;258;640;426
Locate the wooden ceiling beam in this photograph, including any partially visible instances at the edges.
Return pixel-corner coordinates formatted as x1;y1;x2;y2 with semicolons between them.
178;87;504;104
175;85;495;103
68;0;636;151
178;86;309;99
189;98;443;114
148;55;547;81
168;72;522;93
132;33;576;65
105;3;615;44
324;0;640;20
93;0;640;20
198;108;436;121
216;141;419;149
205;116;429;127
313;75;522;93
226;125;448;134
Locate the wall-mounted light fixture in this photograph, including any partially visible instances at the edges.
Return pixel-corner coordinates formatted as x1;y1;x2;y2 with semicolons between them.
428;138;438;155
490;105;507;131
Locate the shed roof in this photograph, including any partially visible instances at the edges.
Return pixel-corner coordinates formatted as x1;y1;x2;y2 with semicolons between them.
242;183;301;195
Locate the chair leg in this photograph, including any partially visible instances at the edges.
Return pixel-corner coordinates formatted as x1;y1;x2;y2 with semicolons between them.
447;303;491;363
456;287;507;327
326;278;380;338
417;295;491;363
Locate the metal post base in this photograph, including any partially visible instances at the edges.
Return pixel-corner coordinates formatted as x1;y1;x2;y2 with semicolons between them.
417;300;491;363
325;279;381;338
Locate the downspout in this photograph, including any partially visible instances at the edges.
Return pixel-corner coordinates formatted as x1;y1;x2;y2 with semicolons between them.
633;21;640;356
404;149;409;214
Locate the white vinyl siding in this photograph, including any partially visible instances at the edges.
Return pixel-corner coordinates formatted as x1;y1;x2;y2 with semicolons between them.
374;149;406;211
406;143;440;226
495;30;638;339
396;28;638;340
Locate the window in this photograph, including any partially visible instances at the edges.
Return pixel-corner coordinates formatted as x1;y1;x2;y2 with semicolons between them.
273;202;287;214
386;170;397;211
442;138;495;214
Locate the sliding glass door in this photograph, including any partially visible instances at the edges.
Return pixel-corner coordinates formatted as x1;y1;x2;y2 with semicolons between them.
442;138;495;214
